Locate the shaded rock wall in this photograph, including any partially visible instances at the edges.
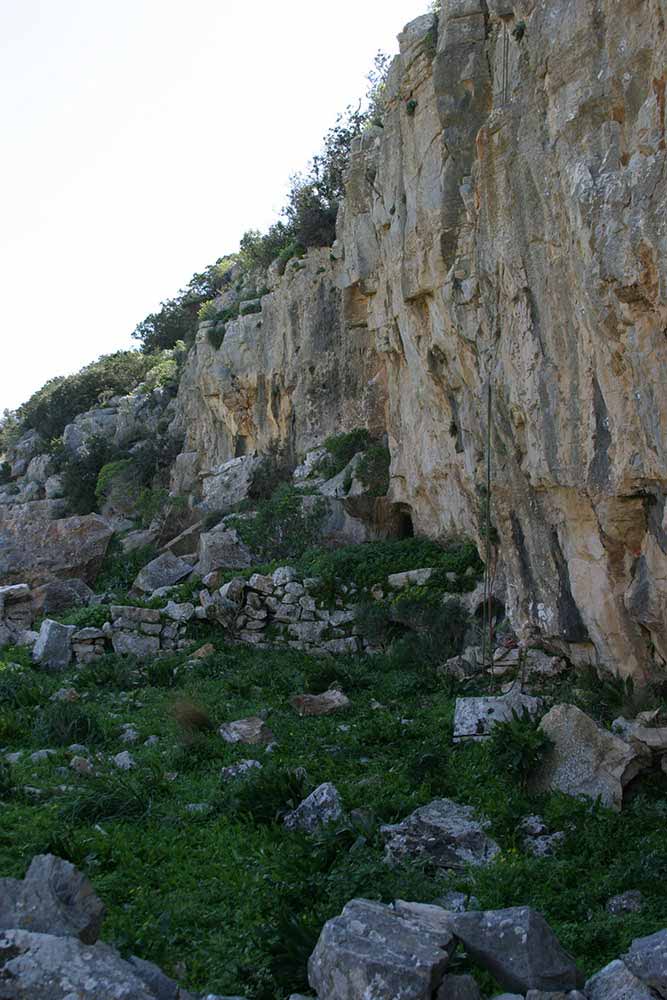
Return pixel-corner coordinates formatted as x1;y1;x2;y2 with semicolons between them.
177;1;667;678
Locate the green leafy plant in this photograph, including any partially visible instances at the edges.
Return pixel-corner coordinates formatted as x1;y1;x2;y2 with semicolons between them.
357;444;391;496
320;428;372;479
230;485;326;562
32;701;107;748
488;707;552;791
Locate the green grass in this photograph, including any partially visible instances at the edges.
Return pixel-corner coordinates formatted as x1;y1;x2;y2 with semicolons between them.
1;611;666;997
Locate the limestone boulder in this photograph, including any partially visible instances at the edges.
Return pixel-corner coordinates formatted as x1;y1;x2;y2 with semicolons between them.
624;929;667;995
31;578;93;616
132;552;193;593
219;717;274;745
585;960;655;1000
308;898;456;1000
200;455;263;512
380;798;500;870
283;783;344;834
291;690;351;717
32;621;75;670
453;690;543;741
451;908;583;992
198;527;254;575
0;507;113;587
531;704;651;811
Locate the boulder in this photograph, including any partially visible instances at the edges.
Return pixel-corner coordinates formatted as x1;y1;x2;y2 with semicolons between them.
308;898;456;1000
111;632;160;658
612;715;667;754
0;854;105;943
163;601;195;622
531;704;651;811
128;955;197;1000
0;508;113;586
585;959;655;999
32;578;93;616
219;717;274;745
606;890;644;915
283;783;344;834
200;455;263;512
0;928;156;999
198;527;254;576
380;798;500;870
32;620;75;670
451;907;583;992
387;568;434;589
291;690;351;716
453;690;543;741
133;552;193;593
436;975;481;1000
624;929;667;994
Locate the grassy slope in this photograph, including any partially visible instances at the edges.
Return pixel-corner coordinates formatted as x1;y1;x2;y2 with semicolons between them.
1;608;666;996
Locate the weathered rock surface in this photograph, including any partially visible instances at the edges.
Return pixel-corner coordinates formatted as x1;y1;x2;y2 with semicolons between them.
585;959;656;1000
308;898;455;1000
291;689;351;717
32;620;75;670
451;908;583;993
133;552;193;593
0;855;104;944
380;798;500;870
283;782;344;834
198;526;254;575
453;690;543;741
0;507;112;586
219;717;274;745
624;929;667;994
531;704;651;810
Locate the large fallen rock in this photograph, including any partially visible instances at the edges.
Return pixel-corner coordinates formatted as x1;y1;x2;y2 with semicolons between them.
585;959;655;999
380;798;500;870
132;552;194;593
219;717;274;745
453;690;543;741
308;898;456;1000
198;527;254;576
450;907;583;993
624;929;667;994
200;455;263;512
31;578;93;615
0;507;113;586
530;704;651;811
32;620;75;670
290;689;351;716
0;854;104;943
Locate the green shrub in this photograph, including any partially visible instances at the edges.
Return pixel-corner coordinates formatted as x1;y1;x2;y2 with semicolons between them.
17;352;157;440
32;701;107;748
0;762;14;801
488;708;553;791
0;708;20;743
56;435;119;515
0;664;46;709
206;324;226;350
94;540;158;593
60;768;167;823
0;462;11;485
357;445;390;496
215;764;311;826
95;459;135;506
198;299;219;322
230;485;327;562
320;428;371;479
57;605;109;630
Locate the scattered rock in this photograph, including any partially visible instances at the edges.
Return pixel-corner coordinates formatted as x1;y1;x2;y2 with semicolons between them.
606;890;645;915
387;568;434;589
531;704;651;811
451;907;583;992
432;892;479;914
453;689;543;741
112;630;160;658
518;816;565;858
308;898;455;1000
198;527;254;576
220;760;262;781
30;749;56;763
585;959;655;999
32;578;93;616
219;717;275;745
380;798;500;870
32;619;75;670
612;715;667;754
284;782;344;834
133;552;194;593
112;751;135;770
191;642;215;659
437;975;481;1000
70;756;94;775
291;689;351;717
50;687;79;703
163;601;195;622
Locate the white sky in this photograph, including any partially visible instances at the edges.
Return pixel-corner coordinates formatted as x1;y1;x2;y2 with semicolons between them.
0;0;421;412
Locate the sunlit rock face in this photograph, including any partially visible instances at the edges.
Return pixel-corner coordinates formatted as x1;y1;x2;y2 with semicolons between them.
177;1;667;679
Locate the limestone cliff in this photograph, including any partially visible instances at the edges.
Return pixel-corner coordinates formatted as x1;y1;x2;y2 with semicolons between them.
175;1;667;679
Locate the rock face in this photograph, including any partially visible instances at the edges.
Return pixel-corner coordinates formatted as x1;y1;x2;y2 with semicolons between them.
173;2;667;680
32;620;75;670
0;506;113;587
283;783;344;834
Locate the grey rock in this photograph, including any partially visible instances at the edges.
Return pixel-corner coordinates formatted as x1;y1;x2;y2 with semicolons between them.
291;690;351;716
163;601;195;622
451;907;583;992
219;717;274;745
624;928;667;994
30;749;57;763
201;455;263;512
128;954;196;1000
586;959;655;999
220;759;262;781
453;690;543;741
284;782;344;834
32;578;93;616
436;975;481;1000
112;751;135;770
198;527;254;576
531;704;651;811
133;552;193;593
112;631;160;658
0;854;105;943
248;573;274;595
0;928;155;999
380;798;500;870
308;898;455;1000
219;577;246;604
432;891;479;914
387;568;434;589
606;890;645;915
32;620;75;670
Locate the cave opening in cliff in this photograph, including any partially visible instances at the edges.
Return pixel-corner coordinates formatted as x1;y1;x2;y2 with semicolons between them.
396;505;414;539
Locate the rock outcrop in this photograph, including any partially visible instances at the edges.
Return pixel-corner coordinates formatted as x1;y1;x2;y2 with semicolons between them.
173;2;667;680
